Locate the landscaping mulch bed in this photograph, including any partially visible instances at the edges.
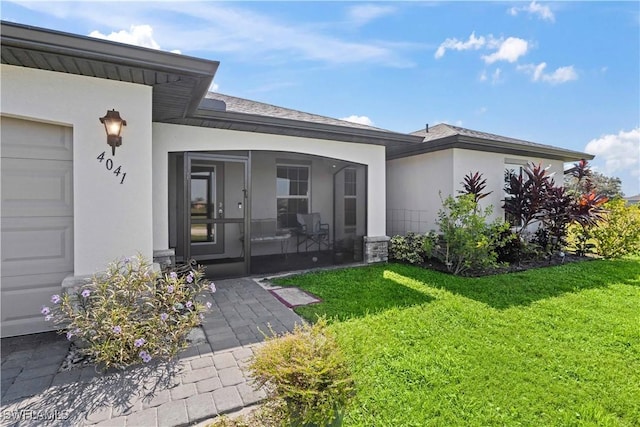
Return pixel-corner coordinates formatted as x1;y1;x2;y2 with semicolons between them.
422;253;595;277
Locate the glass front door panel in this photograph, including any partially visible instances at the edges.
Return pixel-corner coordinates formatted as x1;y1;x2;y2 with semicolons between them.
190;168;217;243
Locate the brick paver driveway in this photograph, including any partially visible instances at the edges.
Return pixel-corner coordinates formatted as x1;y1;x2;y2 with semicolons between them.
1;277;302;426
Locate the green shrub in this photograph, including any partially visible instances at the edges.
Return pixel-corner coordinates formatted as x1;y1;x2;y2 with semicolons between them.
42;255;214;369
590;199;640;258
566;223;596;256
249;318;354;427
489;222;522;263
424;194;502;275
388;232;426;265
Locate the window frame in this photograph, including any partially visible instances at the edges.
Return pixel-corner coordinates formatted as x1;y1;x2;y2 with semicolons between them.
344;167;357;229
276;163;311;230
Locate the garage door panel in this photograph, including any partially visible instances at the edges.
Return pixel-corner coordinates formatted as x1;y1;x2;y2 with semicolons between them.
1;158;73;217
1;272;68;337
1;209;73;278
1;116;73;337
0;116;73;160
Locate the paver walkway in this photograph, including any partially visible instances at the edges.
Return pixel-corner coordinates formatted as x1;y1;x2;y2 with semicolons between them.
1;277;302;426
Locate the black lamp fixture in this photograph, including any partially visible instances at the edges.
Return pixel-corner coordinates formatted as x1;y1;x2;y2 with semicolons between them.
99;109;127;155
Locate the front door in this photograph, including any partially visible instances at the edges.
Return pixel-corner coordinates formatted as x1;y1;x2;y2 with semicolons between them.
184;153;248;278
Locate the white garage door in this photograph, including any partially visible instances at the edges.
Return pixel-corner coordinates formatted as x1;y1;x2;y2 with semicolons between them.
1;116;73;337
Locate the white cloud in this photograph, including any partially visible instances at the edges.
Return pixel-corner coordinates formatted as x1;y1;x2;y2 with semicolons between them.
435;31;486;59
509;1;555;22
340;115;375;126
22;2;415;67
89;24;182;54
542;65;578;84
153;3;414;66
436;33;528;64
585;128;640;178
348;4;395;26
481;37;529;64
209;82;219;92
517;62;578;84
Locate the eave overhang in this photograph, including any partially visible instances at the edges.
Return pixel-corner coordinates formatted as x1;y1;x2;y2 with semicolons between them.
164;108;425;147
387;134;594;162
0;21;219;122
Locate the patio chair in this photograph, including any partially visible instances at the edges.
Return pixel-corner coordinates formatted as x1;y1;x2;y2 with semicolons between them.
295;213;330;252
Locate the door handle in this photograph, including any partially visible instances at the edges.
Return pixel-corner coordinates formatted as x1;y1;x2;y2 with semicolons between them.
218;208;224;218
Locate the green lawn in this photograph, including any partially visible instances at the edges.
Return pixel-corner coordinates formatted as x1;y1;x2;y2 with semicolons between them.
274;258;640;426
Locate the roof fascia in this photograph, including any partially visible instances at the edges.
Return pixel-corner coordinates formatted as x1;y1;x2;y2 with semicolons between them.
457;135;594;161
181;108;424;146
1;21;219;82
387;135;593;162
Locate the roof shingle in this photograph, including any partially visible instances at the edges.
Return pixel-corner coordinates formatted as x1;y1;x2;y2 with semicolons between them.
205;92;394;132
398;123;593;162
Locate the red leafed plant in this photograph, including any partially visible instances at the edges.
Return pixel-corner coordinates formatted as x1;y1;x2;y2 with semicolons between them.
572;191;608;227
459;171;492;204
503;162;555;235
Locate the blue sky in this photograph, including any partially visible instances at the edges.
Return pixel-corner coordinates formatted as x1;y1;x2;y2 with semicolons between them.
3;1;639;195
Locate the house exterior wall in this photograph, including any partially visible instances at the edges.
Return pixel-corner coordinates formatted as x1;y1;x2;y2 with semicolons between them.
386;147;565;234
1;64;153;276
386;149;454;233
152;122;388;257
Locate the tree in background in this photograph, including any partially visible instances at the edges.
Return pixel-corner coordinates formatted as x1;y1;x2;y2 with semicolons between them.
564;160;624;199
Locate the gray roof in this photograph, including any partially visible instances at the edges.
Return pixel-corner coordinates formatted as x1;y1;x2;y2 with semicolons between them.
206;93;392;132
163;92;423;146
387;123;593;162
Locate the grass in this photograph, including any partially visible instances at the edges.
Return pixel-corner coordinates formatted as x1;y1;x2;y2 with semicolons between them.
273;257;640;426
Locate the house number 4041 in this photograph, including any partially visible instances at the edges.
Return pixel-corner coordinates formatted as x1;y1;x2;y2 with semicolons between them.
97;151;127;184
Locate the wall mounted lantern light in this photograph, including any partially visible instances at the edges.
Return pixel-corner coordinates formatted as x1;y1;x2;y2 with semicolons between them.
99;109;127;155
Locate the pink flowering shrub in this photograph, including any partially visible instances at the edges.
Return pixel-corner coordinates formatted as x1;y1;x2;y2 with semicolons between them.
42;255;216;370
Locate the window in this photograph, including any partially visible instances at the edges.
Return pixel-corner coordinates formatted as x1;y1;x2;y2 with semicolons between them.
504;162;524;226
344;168;357;228
277;165;309;228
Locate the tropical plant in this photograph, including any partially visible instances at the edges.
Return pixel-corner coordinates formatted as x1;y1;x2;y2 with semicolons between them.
459;171;492;205
565;160;624;199
503;160;607;257
539;185;573;252
503;162;554;235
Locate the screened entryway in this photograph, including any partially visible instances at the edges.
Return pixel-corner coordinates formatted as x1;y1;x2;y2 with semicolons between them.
169;151;366;278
